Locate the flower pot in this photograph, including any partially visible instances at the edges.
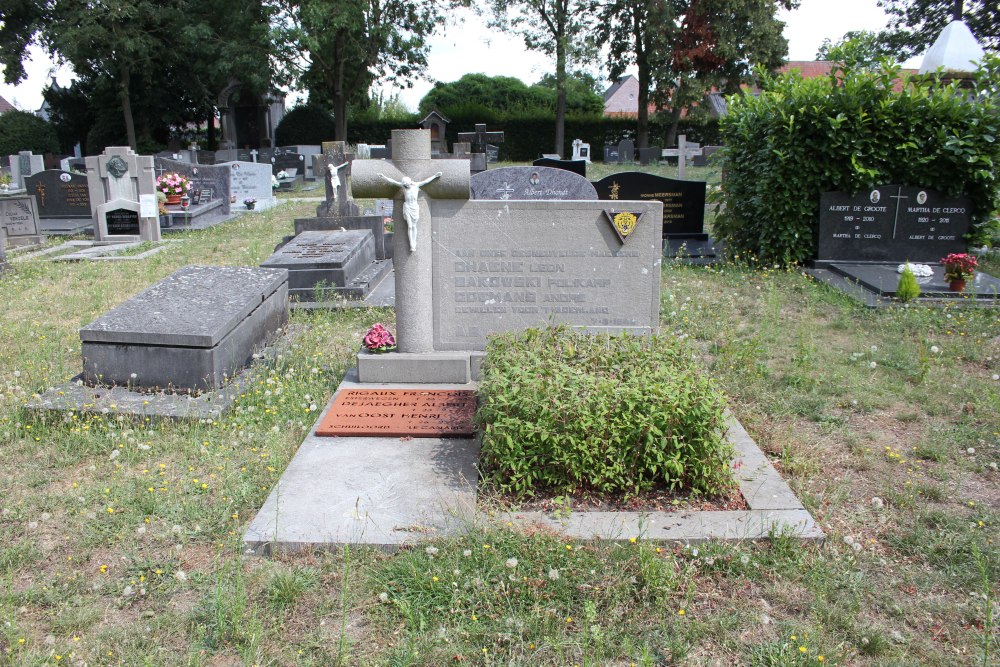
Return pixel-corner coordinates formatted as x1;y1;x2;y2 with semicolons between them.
245;203;255;210
165;194;181;205
949;278;966;293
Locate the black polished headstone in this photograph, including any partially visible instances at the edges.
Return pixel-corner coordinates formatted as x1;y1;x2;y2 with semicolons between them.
272;149;305;176
531;157;586;177
604;145;620;163
24;170;91;219
818;186;972;262
593;171;706;238
106;208;140;235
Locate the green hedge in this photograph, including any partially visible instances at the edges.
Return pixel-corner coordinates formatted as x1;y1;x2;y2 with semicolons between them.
476;326;733;499
716;57;1000;263
275;105;338;146
346;111;720;162
0;110;59;157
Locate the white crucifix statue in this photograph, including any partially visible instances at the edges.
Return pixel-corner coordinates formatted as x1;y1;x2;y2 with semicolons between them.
327;161;350;203
377;171;442;252
352;129;470;353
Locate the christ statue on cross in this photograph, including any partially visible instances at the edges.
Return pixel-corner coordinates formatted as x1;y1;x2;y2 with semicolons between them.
377;171;442;252
327;161;349;203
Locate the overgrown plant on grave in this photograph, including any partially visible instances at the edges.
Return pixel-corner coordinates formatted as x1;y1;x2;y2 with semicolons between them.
715;49;1000;265
475;326;733;499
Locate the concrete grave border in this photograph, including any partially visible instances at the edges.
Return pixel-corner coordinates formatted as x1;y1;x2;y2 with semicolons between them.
243;373;822;555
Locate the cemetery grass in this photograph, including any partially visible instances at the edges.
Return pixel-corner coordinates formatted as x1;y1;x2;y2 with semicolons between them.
0;203;994;665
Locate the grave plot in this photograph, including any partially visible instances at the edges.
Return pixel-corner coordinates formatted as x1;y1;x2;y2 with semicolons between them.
808;186;1000;306
29;265;289;420
259;230;391;303
244;129;821;554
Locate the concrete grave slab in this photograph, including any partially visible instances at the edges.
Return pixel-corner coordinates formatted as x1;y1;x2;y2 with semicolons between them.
260;230;390;301
80;266;288;390
244;376;822;554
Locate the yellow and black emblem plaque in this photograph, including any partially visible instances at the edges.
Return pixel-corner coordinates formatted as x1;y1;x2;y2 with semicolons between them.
603;209;643;244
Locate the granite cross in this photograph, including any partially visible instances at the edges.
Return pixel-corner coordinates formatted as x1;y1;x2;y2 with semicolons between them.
660;135;703;180
456;123;504;156
352;129;470;353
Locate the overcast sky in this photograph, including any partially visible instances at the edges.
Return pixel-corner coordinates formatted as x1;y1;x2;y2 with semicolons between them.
0;0;925;113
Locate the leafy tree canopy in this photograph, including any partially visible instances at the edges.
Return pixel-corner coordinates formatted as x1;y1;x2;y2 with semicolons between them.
876;0;998;59
417;72;603;117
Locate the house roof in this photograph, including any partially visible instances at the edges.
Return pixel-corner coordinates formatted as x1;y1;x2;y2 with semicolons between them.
420;109;450;125
603;75;636;102
0;95;15;113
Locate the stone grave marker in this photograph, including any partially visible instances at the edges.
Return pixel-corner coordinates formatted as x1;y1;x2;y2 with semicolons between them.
531;157;586;177
604;144;620;163
8;151;44;188
618;139;635;163
661;135;703;179
260;229;391;301
85;146;160;242
314;389;476;437
638;147;661;166
818;185;971;263
59;157;87;172
229;161;273;206
294;141;391;260
571;138;592;163
457;123;504;158
0;194;45;245
80;266;288;391
592;171;707;239
350;129;662;378
272;148;306;178
471;166;597;200
486;144;500;163
24;170;91;219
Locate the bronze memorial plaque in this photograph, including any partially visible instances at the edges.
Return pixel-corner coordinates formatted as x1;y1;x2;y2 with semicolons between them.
315;389;477;438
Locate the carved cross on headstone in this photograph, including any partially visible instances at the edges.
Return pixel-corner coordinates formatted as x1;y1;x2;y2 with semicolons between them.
352;130;470;353
250;149;258;163
456;123;504;156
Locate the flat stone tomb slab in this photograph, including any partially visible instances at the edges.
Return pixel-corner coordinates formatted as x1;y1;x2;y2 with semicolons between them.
80;265;288;390
830;262;1000;299
315;389;476;438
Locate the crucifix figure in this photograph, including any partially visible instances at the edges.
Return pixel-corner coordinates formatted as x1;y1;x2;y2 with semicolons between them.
352;129;470;353
377;171;442;252
327;161;349;203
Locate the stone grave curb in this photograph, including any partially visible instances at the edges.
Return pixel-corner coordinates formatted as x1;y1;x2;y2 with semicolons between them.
806;267;1000;309
25;326;295;422
243;373;822;555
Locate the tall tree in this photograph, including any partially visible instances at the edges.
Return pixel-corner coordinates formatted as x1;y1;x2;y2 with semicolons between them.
488;0;596;156
1;1;276;151
877;0;998;58
276;0;449;141
598;0;795;148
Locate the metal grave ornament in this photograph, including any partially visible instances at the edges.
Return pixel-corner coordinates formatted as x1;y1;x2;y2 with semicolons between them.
105;155;128;179
604;209;644;244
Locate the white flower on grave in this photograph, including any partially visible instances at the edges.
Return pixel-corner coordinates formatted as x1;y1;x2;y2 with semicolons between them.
505;557;518;568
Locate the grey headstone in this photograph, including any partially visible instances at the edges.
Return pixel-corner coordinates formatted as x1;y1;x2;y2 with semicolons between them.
228;162;273;206
430;199;662;351
638;147;660;166
0;194;44;244
617;140;634;163
470;166;597;200
24;170;91;219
